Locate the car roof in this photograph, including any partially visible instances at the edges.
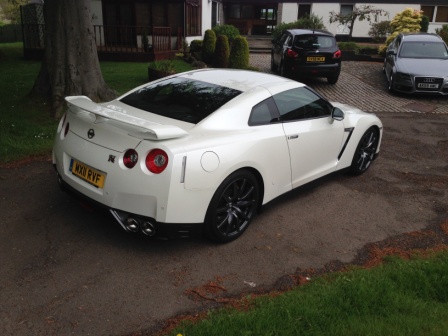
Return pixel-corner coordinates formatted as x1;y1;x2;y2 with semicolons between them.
177;68;300;92
287;29;334;37
400;33;443;42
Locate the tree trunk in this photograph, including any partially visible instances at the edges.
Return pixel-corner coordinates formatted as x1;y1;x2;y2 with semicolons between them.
31;0;117;118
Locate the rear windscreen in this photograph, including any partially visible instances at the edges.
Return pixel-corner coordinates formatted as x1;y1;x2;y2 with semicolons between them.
293;35;335;49
120;77;242;124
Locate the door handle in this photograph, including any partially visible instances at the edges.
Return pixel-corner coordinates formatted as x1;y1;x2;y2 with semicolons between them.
288;135;299;140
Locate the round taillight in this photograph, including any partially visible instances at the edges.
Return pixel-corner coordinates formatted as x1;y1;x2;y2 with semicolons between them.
123;149;138;169
145;149;168;174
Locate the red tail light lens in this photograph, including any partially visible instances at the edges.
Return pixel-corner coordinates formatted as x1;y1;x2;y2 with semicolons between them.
123;149;138;169
286;49;298;58
146;149;168;174
333;49;342;59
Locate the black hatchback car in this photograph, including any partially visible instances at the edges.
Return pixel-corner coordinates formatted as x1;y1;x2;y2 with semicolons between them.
271;29;342;84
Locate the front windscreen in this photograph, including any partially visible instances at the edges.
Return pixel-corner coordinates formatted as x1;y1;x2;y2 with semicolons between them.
120;77;242;124
399;42;448;59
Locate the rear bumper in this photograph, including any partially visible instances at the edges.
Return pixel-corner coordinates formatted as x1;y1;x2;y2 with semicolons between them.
56;166;203;240
286;62;341;78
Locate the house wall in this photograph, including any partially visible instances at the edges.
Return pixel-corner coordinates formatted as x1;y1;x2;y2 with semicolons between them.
278;3;444;38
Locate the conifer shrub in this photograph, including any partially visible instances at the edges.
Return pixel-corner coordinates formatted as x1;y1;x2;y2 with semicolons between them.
202;29;217;64
229;36;249;69
212;24;240;44
214;35;230;68
435;24;448;45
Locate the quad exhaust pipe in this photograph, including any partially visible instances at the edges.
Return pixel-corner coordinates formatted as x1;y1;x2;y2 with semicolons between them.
111;210;157;237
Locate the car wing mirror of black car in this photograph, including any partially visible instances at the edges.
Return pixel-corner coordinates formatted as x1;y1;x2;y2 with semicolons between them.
331;107;344;122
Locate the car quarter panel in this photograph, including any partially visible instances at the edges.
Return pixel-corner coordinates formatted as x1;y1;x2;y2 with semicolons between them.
183;123;292;205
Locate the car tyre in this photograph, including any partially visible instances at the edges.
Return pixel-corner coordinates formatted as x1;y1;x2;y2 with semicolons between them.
205;170;259;243
388;74;395;93
327;75;339;84
270;53;276;72
350;127;380;175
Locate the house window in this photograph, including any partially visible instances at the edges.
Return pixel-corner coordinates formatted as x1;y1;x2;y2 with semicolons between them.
298;4;311;19
229;4;241;19
421;6;435;22
186;3;201;36
435;6;448;22
340;4;353;16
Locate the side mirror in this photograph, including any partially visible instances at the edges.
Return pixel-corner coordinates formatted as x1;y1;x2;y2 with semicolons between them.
331;107;344;121
387;50;396;56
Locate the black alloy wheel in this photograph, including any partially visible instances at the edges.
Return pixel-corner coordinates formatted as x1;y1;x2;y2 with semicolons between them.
205;170;259;243
350;127;380;175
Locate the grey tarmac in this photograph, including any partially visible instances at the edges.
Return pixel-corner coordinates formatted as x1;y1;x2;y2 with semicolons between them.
0;57;447;336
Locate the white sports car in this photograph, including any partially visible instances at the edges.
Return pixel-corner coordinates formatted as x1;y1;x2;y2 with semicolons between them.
52;69;382;243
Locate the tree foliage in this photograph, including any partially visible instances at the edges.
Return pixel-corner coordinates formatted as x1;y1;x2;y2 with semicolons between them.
329;5;388;41
368;21;392;42
378;8;422;55
272;14;326;44
0;0;28;23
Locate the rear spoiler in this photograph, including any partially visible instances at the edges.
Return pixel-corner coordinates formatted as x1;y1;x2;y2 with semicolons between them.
65;96;189;141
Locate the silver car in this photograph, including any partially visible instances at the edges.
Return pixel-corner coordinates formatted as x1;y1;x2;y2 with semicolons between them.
383;32;448;95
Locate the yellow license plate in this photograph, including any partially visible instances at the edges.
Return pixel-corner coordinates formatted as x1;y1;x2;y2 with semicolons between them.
307;56;325;62
70;159;106;188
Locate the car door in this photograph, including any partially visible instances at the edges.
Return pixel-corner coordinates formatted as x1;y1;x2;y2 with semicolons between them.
272;32;290;69
273;87;345;188
385;35;401;78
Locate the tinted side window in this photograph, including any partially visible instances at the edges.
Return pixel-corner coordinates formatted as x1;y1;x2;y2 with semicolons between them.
248;97;280;126
273;87;332;122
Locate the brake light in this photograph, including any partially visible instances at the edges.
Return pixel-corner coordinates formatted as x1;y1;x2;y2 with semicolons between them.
333;49;342;59
123;149;138;169
145;149;168;174
286;49;298;58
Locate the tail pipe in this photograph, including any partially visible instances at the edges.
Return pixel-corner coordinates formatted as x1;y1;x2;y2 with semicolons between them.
110;210;157;237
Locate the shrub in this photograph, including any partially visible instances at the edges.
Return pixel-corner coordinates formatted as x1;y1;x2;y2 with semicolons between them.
420;15;429;32
368;20;392;42
212;24;240;43
229;36;249;69
214;35;230;68
378;8;422;55
271;14;326;44
435;24;448;45
338;41;360;53
148;60;176;73
189;40;203;53
202;29;217;64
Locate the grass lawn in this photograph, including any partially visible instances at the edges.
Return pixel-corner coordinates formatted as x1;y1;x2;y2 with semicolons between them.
169;251;448;336
0;42;193;163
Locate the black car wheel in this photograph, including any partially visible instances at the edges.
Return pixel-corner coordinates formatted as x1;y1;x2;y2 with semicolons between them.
327;75;339;84
279;62;285;77
350;127;379;175
205;170;259;243
388;74;395;93
270;53;276;72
